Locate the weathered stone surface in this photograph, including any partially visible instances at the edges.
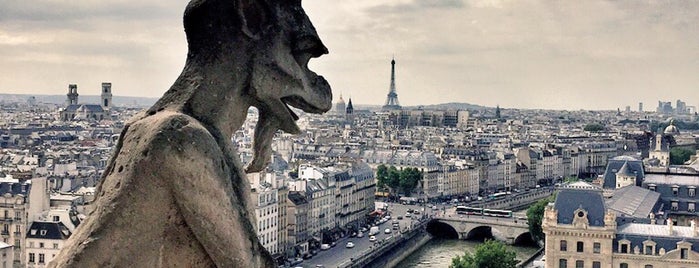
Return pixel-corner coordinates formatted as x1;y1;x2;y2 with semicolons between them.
50;0;331;267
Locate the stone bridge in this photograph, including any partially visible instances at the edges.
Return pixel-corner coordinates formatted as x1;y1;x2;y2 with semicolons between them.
427;215;532;245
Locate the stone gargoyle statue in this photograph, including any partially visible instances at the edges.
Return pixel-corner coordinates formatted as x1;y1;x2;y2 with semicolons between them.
49;0;331;267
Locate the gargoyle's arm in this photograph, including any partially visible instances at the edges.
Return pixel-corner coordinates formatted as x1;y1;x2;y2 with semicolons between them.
151;117;271;267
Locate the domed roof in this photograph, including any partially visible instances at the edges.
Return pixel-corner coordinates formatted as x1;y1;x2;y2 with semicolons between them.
664;119;680;135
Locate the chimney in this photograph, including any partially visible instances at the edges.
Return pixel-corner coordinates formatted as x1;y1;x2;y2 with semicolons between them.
649;212;656;224
667;218;674;235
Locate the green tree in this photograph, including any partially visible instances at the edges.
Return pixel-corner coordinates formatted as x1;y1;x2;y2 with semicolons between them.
450;239;518;268
376;164;389;190
670;147;694;165
583;123;604;132
526;194;556;242
399;167;423;196
387;166;401;194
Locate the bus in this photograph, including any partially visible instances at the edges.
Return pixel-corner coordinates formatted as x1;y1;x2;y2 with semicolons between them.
483;209;513;218
487;192;509;200
456;206;483;215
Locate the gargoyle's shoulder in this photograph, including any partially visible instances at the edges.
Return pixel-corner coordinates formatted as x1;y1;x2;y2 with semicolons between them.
126;111;217;154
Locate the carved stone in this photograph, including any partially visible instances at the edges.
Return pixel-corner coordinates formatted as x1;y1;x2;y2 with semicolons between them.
50;0;331;267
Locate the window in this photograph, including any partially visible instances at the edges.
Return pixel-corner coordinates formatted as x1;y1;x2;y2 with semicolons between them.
593;242;600;253
559;259;567;268
2;211;6;219
39;253;45;264
690;203;696;213
690;188;696;197
39;242;44;248
673;186;679;196
53;216;60;222
620;244;628;253
29;242;34;248
593;261;601;268
648;185;656;191
645;245;653;255
620;264;628;268
14;225;19;233
577;241;584;252
672;201;679;211
681;248;688;259
576;260;584;268
644;265;653;268
53;243;58;249
29;253;35;263
14;211;20;219
560;240;568;251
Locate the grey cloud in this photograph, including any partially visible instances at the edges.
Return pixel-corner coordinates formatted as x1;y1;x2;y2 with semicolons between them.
365;0;464;14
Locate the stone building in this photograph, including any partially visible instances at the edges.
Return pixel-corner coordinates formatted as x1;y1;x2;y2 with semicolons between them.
251;185;279;255
544;182;699;268
0;178;30;266
24;221;71;267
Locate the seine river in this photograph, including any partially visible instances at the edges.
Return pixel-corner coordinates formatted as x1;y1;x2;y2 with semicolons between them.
397;238;540;267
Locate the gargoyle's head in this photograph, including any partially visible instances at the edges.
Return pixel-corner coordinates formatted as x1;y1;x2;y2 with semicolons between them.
183;0;332;172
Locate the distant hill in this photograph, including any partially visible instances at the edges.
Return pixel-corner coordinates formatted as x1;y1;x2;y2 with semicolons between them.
0;94;158;108
405;102;489;111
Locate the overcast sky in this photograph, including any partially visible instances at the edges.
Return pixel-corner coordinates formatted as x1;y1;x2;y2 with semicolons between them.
1;0;697;110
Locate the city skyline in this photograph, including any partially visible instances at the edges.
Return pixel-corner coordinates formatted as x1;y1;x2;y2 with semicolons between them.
0;0;698;110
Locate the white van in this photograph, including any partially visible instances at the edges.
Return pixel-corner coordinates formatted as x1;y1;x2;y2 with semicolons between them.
369;226;380;236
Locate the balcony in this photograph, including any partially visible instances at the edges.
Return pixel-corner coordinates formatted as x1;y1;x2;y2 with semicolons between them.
1;231;9;236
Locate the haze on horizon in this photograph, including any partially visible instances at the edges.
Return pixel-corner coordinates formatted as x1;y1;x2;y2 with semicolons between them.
0;0;697;111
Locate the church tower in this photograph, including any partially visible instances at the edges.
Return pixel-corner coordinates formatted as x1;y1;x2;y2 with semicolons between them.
101;82;113;110
67;84;79;106
345;97;354;123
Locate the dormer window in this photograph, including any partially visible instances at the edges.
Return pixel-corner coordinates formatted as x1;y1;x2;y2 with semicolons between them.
40;230;47;236
689;202;695;213
673;186;679;196
648;185;656;191
690;187;696;197
618;239;630;253
642;240;656;255
671;201;679;211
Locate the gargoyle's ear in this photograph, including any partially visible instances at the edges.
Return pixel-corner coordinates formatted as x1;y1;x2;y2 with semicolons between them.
237;0;270;40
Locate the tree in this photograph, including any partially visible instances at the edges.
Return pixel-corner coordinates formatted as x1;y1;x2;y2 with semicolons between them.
399;167;423;196
387;166;401;194
376;164;389;190
526;194;556;242
583;123;604;132
450;239;518;268
670;147;694;165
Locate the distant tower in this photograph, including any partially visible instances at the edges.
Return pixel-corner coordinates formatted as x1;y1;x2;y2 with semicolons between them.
335;93;346;115
346;98;354;122
101;82;113;110
382;57;401;110
67;84;79;106
495;105;501;119
639;102;643;112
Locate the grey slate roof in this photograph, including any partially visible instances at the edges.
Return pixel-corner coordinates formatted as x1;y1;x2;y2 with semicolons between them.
26;221;71;240
615;223;699;253
602;159;645;189
606;186;660;218
554;188;607;227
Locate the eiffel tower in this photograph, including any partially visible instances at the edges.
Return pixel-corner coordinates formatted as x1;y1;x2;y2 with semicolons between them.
382;57;402;110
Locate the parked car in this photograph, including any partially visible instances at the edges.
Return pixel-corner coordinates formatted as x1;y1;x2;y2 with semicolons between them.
384;228;391;234
320;244;330;250
346;242;355;248
393;224;400;230
405;213;412;218
397;216;403;220
357;231;364;238
369;236;377;242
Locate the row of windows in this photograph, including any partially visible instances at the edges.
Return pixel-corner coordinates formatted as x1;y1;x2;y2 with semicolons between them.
560;261;654;268
558;259;599;268
648;185;696;197
28;242;59;249
560;240;600;253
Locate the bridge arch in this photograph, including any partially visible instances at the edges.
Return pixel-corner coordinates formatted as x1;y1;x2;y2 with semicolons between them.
513;232;537;246
465;225;495;241
426;220;459;239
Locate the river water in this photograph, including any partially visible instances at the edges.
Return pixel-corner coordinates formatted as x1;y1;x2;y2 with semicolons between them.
397;238;540;267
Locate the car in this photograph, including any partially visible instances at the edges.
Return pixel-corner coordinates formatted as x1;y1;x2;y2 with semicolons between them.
384;228;391;234
407;209;414;213
392;219;399;224
346;242;355;248
385;215;391;220
393;225;400;230
413;210;421;215
315;265;325;268
432;205;437;209
360;227;368;232
357;231;364;238
397;216;403;220
369;236;377;242
350;232;357;237
320;244;330;250
405;213;412;218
